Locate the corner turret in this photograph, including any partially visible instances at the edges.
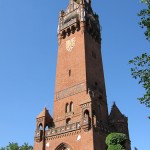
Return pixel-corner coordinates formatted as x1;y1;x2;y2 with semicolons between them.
34;107;53;150
108;102;131;150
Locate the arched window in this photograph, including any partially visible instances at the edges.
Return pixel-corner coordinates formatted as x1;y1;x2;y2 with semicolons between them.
39;124;43;130
65;103;69;113
45;125;49;130
55;143;73;150
70;102;73;112
83;110;90;124
84;110;89;118
66;118;71;125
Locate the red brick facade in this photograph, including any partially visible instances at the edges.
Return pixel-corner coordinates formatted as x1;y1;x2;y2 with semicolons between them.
34;0;131;150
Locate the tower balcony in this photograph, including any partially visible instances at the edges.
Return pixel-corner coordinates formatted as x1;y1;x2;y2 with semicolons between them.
61;18;78;31
45;122;81;137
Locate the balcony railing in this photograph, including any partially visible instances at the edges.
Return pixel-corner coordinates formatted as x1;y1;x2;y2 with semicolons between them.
60;18;78;31
45;122;80;137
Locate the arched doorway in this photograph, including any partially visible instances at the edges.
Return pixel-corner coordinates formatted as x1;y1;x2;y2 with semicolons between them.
55;143;73;150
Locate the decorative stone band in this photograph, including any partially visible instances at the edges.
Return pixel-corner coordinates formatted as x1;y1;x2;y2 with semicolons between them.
45;130;81;141
56;82;86;100
45;122;81;137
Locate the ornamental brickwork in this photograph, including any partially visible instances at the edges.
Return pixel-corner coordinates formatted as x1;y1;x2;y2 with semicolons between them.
34;0;131;150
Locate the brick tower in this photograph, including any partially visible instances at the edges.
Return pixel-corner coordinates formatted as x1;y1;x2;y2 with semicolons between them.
34;0;131;150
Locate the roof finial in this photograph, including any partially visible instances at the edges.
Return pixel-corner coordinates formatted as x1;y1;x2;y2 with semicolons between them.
113;101;116;106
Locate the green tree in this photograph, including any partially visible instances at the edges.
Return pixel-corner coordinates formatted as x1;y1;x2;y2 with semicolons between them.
105;133;127;150
129;0;150;118
138;0;150;41
20;143;33;150
0;143;33;150
0;142;19;150
129;53;150;108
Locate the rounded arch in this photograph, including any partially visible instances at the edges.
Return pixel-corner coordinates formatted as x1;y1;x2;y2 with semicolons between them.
55;143;73;150
84;109;89;117
83;109;90;125
66;118;71;125
38;123;43;130
45;124;49;130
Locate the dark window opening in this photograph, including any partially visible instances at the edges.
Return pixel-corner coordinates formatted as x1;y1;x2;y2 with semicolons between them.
65;103;69;113
69;70;71;76
70;102;73;112
95;82;98;86
66;118;71;125
84;110;89;118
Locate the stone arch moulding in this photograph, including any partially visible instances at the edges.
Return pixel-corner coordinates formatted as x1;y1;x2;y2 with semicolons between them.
55;142;73;150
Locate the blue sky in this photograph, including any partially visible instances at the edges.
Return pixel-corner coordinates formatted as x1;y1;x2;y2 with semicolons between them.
0;0;149;149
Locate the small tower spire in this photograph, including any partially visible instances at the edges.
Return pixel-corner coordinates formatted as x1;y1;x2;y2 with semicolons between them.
34;107;53;150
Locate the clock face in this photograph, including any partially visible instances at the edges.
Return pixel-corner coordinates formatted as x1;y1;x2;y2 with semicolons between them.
66;37;76;52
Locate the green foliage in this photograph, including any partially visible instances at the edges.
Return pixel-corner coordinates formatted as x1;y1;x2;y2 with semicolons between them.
106;133;127;150
20;143;33;150
129;53;150;108
129;0;150;118
138;0;150;41
0;148;6;150
0;143;33;150
108;144;123;150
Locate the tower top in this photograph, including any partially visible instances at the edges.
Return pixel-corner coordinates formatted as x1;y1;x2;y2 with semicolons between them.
58;0;100;43
109;102;127;121
70;0;91;5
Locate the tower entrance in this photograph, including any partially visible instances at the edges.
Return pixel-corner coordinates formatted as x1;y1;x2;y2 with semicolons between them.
55;143;72;150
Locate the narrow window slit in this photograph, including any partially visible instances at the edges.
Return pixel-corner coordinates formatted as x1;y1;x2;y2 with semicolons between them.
69;70;71;76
